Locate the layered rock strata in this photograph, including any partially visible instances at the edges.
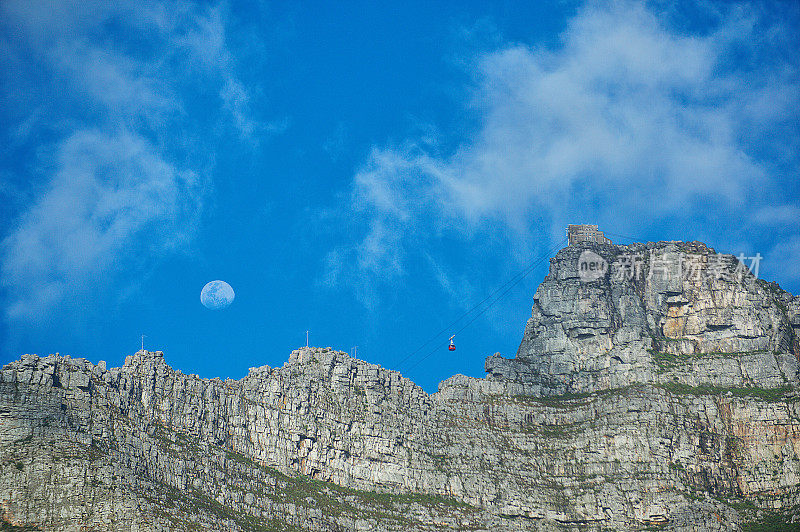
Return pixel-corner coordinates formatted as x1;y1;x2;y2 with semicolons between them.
1;240;799;531
487;241;799;396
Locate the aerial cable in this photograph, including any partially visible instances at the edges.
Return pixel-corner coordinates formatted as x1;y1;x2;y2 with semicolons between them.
403;236;567;373
395;236;566;370
606;225;759;252
398;236;568;373
604;230;649;243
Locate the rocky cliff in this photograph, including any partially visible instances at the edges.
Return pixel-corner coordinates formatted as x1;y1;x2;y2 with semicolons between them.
2;240;800;531
487;241;799;395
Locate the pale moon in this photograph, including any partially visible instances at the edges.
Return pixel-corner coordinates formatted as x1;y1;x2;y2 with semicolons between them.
200;280;235;310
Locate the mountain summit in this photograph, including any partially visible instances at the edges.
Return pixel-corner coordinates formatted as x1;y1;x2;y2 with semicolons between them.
487;239;799;396
2;239;800;530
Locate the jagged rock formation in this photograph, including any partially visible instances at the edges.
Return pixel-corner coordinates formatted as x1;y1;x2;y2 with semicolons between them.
2;240;800;531
486;241;799;395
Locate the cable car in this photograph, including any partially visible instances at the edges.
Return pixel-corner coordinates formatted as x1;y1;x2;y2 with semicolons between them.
448;335;456;351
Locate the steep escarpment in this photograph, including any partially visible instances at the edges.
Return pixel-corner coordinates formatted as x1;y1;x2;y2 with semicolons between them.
486;240;799;395
2;240;800;531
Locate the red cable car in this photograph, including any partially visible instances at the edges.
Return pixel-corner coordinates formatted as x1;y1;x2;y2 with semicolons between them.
448;335;456;351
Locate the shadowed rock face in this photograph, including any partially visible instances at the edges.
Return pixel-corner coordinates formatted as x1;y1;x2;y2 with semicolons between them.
2;240;800;531
486;241;799;396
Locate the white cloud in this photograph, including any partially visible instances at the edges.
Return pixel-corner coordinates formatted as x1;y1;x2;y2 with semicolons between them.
0;0;259;336
753;205;800;227
764;236;800;287
333;1;799;298
2;130;203;321
176;2;270;140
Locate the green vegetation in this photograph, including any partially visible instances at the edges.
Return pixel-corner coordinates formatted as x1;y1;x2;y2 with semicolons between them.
225;449;257;467
144;478;299;531
283;472;472;511
146;422;475;530
482;392;582;410
479;378;793;413
538;424;575;438
514;385;639;405
649;349;775;372
150;421;201;456
49;441;107;463
658;382;793;402
522;390;593;407
151;421;176;447
490;385;648;415
87;442;106;461
185;489;289;531
671;490;800;531
726;436;743;457
741;511;800;532
0;521;41;531
174;430;201;453
650;350;680;370
423;452;448;472
720;497;757;513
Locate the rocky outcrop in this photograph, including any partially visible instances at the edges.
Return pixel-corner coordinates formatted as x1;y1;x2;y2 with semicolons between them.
2;239;800;531
487;241;799;396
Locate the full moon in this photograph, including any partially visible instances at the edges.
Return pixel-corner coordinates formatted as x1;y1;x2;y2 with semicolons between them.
200;280;235;310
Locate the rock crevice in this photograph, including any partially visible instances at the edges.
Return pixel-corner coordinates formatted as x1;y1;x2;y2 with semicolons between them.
2;240;800;530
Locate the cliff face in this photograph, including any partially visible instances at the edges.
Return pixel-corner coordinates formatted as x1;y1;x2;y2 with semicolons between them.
486;241;799;395
2;240;800;531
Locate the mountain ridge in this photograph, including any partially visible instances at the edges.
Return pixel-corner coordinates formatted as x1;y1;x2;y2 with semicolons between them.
2;239;800;531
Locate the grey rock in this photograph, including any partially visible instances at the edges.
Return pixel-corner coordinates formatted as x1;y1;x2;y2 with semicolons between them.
1;239;799;531
494;241;798;395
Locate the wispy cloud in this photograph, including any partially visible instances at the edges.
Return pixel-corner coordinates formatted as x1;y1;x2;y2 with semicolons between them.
177;2;276;140
0;1;262;342
331;1;800;300
2;130;203;322
753;205;800;227
763;236;800;286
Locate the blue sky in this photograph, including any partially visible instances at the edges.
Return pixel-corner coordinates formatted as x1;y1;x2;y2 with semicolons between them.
1;0;798;392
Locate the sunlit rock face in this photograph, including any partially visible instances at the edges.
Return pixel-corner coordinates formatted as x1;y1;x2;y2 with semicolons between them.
2;240;800;531
487;240;799;395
